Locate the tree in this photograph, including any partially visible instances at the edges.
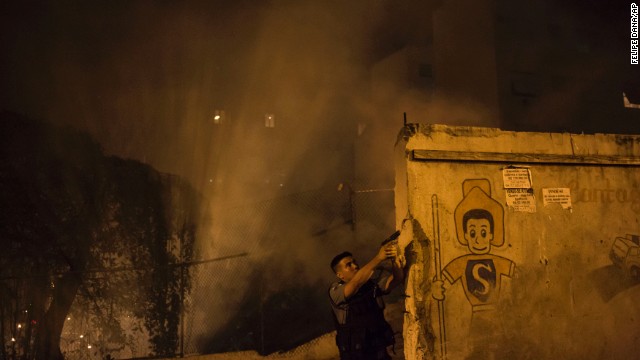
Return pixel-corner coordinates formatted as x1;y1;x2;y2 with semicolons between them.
0;112;200;359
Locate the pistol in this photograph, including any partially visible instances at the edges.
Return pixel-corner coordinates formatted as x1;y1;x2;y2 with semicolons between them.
381;230;401;246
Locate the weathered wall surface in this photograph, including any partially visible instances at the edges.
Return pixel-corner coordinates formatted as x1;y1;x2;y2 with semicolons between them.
395;124;640;359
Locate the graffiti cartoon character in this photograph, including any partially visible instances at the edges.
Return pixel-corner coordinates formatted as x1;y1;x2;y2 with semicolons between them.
433;179;515;356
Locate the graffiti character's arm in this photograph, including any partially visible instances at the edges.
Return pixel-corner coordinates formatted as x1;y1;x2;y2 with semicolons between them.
432;260;458;301
432;279;446;301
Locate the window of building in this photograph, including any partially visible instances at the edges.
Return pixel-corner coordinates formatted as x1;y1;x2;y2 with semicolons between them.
265;113;276;128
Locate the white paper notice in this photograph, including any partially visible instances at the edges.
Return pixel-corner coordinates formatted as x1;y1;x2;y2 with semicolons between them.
502;168;532;189
505;188;537;213
542;188;572;210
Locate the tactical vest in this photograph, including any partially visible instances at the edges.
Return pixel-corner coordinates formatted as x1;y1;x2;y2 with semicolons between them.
331;280;395;359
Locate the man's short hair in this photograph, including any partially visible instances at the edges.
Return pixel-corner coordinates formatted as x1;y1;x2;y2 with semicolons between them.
330;251;352;273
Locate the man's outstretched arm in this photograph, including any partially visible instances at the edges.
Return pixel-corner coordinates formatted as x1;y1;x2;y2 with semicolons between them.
344;244;395;298
383;251;405;292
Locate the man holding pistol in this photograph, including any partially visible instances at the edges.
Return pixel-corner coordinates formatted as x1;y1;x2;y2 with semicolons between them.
328;224;410;360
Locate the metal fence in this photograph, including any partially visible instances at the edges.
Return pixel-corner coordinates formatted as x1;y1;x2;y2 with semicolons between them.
1;186;395;360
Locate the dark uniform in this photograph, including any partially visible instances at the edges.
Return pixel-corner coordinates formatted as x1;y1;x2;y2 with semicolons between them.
329;274;395;360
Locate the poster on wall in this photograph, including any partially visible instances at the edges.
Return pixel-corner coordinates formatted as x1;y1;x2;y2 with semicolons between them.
542;187;572;210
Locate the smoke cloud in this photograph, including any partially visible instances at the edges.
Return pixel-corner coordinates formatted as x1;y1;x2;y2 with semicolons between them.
1;0;637;354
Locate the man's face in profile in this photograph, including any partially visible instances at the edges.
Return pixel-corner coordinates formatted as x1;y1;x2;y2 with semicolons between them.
336;256;359;282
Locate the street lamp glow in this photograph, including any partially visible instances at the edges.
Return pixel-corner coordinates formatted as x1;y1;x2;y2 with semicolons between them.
213;110;225;124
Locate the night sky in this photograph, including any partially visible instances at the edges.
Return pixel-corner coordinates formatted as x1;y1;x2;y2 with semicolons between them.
1;1;638;194
1;1;424;187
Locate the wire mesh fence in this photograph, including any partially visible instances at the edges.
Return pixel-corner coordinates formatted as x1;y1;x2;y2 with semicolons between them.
1;186;395;360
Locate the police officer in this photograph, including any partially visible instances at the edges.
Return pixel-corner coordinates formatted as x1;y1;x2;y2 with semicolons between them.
328;237;406;360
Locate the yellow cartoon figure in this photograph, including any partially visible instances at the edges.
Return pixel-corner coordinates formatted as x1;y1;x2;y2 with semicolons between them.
433;179;515;358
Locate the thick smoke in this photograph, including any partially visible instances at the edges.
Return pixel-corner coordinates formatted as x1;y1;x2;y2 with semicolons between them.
2;0;636;355
0;0;418;352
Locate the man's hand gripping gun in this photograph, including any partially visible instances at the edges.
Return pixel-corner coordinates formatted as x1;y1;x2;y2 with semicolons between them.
380;225;406;268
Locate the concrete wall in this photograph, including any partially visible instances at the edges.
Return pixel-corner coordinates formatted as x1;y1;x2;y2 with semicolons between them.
394;124;640;359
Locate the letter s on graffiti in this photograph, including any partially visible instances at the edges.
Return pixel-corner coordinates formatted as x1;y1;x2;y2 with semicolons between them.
472;263;493;296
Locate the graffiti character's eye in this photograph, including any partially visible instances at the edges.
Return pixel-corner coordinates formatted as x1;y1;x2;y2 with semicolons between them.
481;229;487;238
470;229;476;238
